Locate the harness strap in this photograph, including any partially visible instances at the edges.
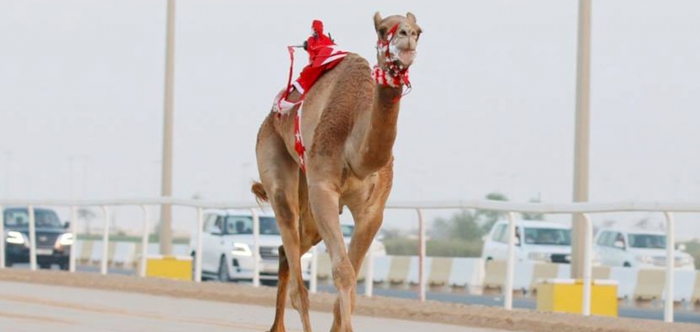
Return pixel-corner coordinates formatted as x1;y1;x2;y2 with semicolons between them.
277;46;305;113
294;107;307;173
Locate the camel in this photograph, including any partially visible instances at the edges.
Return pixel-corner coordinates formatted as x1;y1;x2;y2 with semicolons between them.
251;11;422;332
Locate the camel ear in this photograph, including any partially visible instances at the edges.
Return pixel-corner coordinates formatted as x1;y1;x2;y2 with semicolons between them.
374;11;383;31
406;12;417;24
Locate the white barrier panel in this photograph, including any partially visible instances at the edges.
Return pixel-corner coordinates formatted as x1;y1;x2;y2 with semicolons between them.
668;270;697;303
610;267;639;300
512;262;535;294
112;242;131;267
448;258;484;289
89;241;104;266
371;255;392;283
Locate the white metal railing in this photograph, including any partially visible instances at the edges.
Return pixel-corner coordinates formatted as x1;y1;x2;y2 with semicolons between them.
1;197;699;323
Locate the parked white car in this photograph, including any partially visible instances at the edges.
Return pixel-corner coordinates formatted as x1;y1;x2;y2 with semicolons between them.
314;222;387;257
593;227;695;270
189;209;312;284
482;219;598;265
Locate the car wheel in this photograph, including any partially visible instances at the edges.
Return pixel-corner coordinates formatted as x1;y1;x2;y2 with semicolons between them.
39;264;52;269
59;263;69;271
218;256;230;282
623;262;631;267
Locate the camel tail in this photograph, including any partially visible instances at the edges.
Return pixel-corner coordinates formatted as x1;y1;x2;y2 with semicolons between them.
251;181;269;204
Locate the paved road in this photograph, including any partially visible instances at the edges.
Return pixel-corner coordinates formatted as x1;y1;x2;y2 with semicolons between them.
331;285;700;325
0;281;507;332
12;264;700;325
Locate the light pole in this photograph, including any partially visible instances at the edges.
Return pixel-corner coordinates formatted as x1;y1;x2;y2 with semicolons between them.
571;0;592;279
160;0;176;255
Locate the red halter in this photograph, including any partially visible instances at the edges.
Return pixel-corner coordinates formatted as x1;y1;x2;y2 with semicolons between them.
371;23;412;91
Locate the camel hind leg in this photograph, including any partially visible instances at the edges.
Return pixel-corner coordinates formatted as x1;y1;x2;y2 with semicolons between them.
254;123;313;332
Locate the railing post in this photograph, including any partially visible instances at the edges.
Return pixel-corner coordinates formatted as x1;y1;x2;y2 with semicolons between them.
195;207;203;282
310;245;318;294
140;205;149;278
582;213;593;316
101;205;110;275
28;205;37;271
417;208;426;302
251;208;260;287
504;212;516;310
364;246;374;297
0;204;4;269
69;206;78;273
663;211;675;323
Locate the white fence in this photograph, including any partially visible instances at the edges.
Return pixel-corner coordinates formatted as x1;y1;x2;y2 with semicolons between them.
2;198;700;323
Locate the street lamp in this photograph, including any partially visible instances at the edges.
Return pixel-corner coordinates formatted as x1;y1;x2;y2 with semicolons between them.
571;0;592;279
160;0;176;255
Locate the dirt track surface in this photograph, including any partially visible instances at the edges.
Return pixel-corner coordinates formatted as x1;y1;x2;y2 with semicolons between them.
0;269;696;332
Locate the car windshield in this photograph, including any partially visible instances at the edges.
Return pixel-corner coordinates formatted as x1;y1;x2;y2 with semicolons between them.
3;209;62;228
341;224;354;237
224;216;280;235
628;233;666;249
523;227;571;245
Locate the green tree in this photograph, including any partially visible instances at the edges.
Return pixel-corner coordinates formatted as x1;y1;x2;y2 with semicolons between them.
77;208;97;235
477;192;509;234
429;209;482;241
429;192;509;240
521;196;545;220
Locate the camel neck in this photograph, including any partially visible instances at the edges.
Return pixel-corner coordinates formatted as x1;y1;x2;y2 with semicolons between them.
349;84;403;178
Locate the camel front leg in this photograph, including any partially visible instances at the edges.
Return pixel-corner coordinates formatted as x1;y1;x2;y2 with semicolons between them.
307;181;355;332
329;203;385;331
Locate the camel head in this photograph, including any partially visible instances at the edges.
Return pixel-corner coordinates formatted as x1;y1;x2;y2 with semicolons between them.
373;12;422;74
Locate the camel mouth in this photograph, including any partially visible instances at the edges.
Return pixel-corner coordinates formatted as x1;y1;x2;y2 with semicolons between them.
397;49;416;67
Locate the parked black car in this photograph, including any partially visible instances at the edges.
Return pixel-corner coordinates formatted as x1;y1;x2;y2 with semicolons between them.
3;207;73;270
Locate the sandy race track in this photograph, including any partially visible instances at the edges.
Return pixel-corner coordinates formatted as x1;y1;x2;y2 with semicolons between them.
0;269;696;332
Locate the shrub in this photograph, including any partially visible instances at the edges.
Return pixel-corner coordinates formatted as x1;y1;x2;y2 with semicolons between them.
383;238;483;257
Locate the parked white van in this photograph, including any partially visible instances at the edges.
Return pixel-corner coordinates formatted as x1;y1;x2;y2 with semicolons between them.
189;209;313;284
482;219;594;264
593;227;695;270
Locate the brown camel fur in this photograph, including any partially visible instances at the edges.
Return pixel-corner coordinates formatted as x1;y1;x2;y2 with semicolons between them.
251;12;422;332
